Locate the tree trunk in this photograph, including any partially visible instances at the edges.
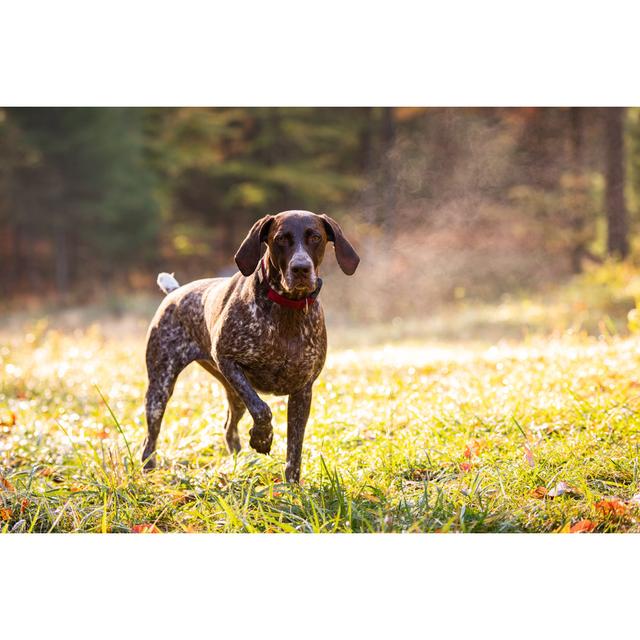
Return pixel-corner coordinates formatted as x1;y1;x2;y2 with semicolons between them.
569;107;586;272
605;107;629;258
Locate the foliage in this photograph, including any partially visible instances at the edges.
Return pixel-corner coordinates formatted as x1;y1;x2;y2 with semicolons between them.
3;107;640;304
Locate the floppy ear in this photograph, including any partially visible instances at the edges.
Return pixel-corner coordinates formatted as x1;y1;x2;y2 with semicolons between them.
320;214;360;275
234;215;274;276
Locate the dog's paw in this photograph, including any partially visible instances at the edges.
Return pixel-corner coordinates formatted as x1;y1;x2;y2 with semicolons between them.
249;423;273;454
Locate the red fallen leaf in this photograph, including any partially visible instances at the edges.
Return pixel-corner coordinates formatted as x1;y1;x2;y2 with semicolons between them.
463;440;484;459
0;507;12;520
20;498;29;514
0;475;15;492
570;520;596;533
460;462;472;472
595;499;628;517
531;486;548;499
131;523;161;533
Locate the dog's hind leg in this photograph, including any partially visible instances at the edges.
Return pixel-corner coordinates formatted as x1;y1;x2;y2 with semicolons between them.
142;322;203;470
143;372;178;470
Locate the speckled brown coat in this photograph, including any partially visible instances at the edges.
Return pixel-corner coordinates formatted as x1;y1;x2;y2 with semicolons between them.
142;210;359;482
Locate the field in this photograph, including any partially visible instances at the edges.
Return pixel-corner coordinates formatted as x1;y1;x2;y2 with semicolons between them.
3;290;640;534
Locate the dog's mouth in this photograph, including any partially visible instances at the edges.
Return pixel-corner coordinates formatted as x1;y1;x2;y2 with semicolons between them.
283;274;317;297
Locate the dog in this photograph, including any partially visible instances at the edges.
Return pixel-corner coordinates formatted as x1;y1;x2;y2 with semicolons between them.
142;210;359;482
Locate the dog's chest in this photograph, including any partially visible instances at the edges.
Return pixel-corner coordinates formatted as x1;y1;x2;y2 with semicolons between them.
218;301;327;394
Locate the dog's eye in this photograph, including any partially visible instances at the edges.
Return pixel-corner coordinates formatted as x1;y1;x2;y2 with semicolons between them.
309;234;321;244
275;235;289;246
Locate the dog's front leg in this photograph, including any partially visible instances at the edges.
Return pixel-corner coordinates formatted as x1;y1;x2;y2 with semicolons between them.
286;383;313;483
217;357;273;454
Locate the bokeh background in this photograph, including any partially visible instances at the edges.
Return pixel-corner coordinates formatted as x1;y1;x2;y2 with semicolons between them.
2;107;640;341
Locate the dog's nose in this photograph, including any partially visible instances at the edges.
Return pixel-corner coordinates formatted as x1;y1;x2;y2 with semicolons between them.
291;262;311;277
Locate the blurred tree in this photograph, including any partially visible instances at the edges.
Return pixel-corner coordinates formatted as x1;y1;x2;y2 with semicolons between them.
1;106;639;305
605;107;629;258
2;107;160;295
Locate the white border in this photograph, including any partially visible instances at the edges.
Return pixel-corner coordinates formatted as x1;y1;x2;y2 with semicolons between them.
2;1;640;106
3;534;639;638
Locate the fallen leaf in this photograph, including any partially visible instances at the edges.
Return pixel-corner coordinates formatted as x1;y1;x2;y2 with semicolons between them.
463;440;484;459
548;481;580;498
531;486;548;499
0;411;16;427
131;523;161;533
460;462;472;472
170;491;193;506
406;468;437;481
595;499;628;517
96;429;109;440
0;508;12;520
524;445;535;468
0;475;15;492
39;468;63;482
20;498;29;514
569;520;596;533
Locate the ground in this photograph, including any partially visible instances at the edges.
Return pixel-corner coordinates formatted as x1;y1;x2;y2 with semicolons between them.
2;295;640;533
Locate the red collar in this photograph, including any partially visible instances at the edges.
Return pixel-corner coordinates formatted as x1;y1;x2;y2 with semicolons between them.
259;259;322;311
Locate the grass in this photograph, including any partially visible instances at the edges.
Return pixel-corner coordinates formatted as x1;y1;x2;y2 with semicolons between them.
3;289;640;532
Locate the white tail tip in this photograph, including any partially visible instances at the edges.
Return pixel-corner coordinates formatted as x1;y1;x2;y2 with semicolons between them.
157;272;180;295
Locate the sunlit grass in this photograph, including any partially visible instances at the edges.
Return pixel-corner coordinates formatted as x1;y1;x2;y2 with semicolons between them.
2;322;640;532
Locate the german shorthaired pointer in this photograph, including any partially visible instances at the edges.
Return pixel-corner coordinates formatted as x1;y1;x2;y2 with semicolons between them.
142;210;359;482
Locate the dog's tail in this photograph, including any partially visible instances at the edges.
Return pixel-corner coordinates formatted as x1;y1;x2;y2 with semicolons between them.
157;272;180;295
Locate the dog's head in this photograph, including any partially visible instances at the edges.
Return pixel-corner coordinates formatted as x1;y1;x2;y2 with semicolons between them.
235;210;360;297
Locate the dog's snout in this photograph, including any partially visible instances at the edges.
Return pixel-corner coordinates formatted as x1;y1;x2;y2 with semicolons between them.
291;262;311;277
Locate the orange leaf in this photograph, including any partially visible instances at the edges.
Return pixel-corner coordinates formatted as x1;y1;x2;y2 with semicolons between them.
569;520;596;533
531;486;548;499
0;475;15;492
463;445;472;459
20;498;29;514
460;462;472;472
595;499;627;517
0;411;16;427
131;523;161;533
0;508;12;520
96;429;109;440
